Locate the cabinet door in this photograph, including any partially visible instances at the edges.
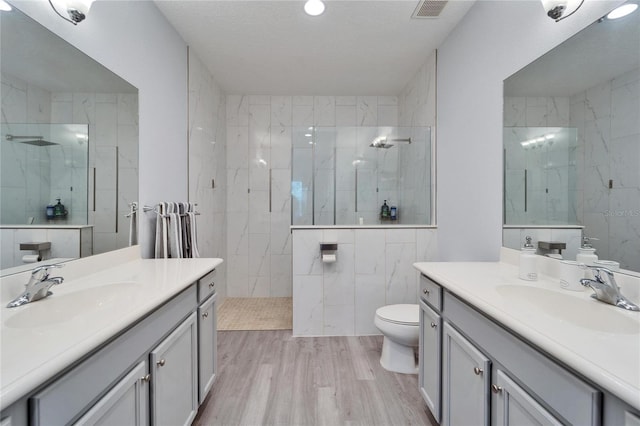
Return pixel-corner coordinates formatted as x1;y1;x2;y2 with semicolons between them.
419;299;441;422
150;313;198;426
198;293;217;403
74;361;148;426
442;322;491;426
493;369;562;426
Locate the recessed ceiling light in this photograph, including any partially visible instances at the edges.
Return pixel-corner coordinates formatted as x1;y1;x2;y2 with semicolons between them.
304;0;325;16
606;3;638;19
0;0;12;11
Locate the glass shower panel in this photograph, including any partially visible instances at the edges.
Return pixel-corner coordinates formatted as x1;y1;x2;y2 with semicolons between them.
503;127;578;225
292;126;432;226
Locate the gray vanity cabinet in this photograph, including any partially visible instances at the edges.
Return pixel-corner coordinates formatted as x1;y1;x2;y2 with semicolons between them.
196;269;217;405
493;369;562;426
74;361;149;426
198;293;217;404
150;312;198;426
441;322;491;426
418;298;441;422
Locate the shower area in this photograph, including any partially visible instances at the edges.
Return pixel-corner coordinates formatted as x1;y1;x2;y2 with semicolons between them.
292;125;432;226
1;122;89;225
503;126;578;225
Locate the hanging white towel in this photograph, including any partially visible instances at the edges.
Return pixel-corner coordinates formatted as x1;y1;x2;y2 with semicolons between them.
128;202;138;246
154;202;165;258
167;202;183;258
187;202;200;258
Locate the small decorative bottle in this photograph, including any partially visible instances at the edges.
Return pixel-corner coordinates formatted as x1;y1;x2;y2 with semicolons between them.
519;236;538;281
576;236;598;266
380;200;390;220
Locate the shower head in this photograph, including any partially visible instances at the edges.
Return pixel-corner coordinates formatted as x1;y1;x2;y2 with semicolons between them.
5;134;58;146
369;137;412;149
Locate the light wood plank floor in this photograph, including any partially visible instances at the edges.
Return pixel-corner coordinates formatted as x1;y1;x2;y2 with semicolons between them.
193;330;436;426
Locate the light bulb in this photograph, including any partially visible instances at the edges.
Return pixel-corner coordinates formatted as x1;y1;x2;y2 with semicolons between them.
607;3;638;19
304;0;325;16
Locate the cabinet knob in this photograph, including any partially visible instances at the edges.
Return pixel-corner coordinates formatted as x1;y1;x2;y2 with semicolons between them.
202;311;209;319
141;374;151;382
208;282;215;289
423;288;430;295
473;367;483;376
157;359;166;367
430;322;437;328
492;384;503;394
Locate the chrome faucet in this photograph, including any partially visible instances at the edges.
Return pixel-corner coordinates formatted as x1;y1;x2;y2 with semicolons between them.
6;264;65;308
580;266;639;311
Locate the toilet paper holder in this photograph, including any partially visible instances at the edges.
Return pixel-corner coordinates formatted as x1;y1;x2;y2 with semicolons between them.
20;242;51;263
320;242;338;263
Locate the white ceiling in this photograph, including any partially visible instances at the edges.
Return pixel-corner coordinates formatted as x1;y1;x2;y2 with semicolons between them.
154;0;476;95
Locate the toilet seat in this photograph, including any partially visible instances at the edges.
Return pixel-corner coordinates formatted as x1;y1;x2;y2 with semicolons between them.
375;304;419;326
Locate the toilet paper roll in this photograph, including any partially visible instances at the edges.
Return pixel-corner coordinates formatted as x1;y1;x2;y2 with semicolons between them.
22;254;42;264
322;254;336;263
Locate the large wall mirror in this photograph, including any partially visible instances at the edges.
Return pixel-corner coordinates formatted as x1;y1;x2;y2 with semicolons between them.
503;1;639;273
1;4;139;272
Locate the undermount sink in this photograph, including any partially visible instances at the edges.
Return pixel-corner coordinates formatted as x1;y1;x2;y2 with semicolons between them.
496;285;640;335
4;282;138;329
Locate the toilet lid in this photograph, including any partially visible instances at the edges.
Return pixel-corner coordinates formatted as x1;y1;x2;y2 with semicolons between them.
376;304;419;325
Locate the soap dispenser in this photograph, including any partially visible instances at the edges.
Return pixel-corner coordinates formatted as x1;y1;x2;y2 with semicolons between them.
519;236;538;281
576;236;598;266
380;200;390;220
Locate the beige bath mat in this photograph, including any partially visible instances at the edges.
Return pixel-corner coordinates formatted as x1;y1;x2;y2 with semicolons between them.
217;297;292;331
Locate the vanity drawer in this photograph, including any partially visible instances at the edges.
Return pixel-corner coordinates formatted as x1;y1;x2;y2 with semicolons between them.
197;269;216;302
420;274;442;311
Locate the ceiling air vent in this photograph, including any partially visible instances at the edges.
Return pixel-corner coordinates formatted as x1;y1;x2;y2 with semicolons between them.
412;0;448;18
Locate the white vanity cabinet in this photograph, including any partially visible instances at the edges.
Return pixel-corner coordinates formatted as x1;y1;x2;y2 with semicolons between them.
150;313;198;426
441;322;490;426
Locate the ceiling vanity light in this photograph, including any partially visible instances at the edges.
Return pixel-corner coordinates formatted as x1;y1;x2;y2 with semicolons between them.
304;0;325;16
606;3;638;19
540;0;584;21
0;1;12;12
48;0;95;25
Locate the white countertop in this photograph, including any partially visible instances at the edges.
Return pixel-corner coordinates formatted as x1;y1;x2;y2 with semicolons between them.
413;261;640;411
0;256;222;410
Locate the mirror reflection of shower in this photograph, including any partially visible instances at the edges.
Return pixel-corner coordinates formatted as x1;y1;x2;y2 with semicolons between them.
292;126;431;226
1;123;89;225
503;126;578;225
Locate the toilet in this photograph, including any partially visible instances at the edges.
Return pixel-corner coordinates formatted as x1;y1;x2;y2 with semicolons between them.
374;304;420;374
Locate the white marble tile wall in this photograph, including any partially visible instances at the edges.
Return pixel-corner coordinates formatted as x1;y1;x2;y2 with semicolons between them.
398;51;437;224
570;68;640;271
1;74;52;224
292;227;438;336
0;226;92;269
188;49;227;299
52;91;138;255
227;94;405;298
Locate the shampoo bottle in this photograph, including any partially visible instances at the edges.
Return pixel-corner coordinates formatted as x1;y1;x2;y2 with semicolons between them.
576;236;598;266
519;236;538;281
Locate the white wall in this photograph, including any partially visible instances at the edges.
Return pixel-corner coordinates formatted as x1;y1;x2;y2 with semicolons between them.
13;0;189;257
436;0;621;261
